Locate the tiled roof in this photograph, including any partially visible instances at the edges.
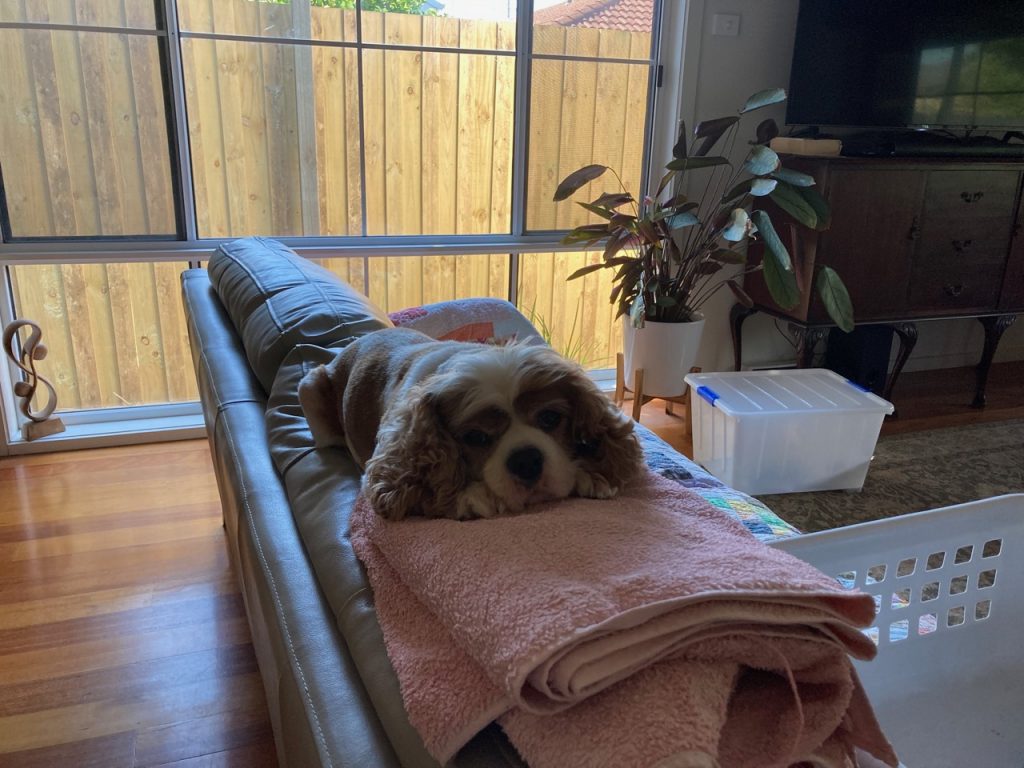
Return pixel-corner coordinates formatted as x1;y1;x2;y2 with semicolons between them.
533;0;653;33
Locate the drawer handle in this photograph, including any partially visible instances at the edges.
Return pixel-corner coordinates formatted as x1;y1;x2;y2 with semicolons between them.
944;283;965;298
952;238;973;253
960;191;984;203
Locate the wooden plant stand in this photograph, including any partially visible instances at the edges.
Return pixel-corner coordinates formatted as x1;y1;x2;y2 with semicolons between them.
614;353;700;436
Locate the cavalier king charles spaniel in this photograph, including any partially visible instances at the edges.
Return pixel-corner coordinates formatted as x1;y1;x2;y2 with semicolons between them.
298;328;643;520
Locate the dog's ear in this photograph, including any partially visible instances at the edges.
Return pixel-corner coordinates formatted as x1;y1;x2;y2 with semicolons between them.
298;363;346;449
569;369;643;492
364;383;465;520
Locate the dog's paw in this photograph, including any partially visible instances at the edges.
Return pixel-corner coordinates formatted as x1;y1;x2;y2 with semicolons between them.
574;470;617;499
455;483;505;520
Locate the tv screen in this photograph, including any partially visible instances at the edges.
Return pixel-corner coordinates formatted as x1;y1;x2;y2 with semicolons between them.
787;0;1024;130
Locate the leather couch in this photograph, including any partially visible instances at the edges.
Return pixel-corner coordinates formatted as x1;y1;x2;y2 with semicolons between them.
182;237;531;767
182;237;798;767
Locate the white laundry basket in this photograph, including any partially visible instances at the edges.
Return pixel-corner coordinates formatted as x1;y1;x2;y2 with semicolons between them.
773;494;1024;768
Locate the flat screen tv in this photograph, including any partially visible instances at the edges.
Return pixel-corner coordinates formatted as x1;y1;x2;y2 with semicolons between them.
787;0;1024;130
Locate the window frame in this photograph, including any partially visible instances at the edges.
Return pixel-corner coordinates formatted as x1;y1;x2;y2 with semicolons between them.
0;0;688;453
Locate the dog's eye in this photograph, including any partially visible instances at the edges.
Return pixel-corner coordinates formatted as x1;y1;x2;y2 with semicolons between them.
537;409;563;431
462;429;493;448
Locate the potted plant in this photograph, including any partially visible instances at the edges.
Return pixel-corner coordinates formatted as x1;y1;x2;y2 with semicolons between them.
553;88;853;397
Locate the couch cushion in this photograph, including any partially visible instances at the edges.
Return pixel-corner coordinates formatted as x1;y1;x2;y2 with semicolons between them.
208;237;391;392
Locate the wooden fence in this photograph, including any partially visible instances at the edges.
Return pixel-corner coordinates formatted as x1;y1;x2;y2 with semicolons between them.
0;0;649;409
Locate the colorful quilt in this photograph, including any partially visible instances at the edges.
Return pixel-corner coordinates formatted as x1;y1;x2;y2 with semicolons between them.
636;424;800;542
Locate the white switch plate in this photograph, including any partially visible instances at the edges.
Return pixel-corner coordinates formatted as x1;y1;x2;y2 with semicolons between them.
712;13;740;36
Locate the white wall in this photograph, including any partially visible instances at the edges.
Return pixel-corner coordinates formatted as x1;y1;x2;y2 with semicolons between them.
675;0;1024;374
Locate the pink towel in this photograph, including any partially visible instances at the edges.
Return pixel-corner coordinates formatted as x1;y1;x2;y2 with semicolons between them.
350;469;899;768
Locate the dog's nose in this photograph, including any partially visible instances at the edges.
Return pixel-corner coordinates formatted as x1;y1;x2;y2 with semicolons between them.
506;446;544;485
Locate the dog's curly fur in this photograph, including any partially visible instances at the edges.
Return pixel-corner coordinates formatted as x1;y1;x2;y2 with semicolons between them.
299;328;643;520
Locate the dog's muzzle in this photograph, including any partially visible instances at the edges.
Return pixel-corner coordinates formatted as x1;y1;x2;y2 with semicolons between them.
506;446;544;487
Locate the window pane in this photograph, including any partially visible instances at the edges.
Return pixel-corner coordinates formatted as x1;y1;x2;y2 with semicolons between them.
0;29;176;237
7;263;197;410
517;251;622;369
363;49;514;235
526;58;649;230
181;37;362;236
0;0;159;29
533;0;654;59
360;254;509;313
176;0;354;43
360;4;515;50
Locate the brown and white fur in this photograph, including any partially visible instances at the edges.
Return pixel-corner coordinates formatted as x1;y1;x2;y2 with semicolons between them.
298;328;643;520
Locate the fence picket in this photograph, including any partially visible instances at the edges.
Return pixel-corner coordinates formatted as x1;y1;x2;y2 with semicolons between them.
2;2;652;413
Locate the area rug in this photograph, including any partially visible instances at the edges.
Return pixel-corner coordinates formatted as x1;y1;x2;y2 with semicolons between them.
758;419;1024;533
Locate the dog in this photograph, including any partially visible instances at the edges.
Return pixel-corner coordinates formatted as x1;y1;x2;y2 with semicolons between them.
298;327;643;520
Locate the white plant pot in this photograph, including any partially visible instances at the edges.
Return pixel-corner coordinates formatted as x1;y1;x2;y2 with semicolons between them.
622;314;705;398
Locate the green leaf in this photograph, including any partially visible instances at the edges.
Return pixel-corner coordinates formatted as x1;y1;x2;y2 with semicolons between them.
795;186;831;231
636;219;660;243
603;230;635;261
593;192;634;208
656;170;676;196
771;167;815;187
721;180;751;205
672;120;687;159
750;210;791;271
750;178;777;196
567;257;634;281
655;294;678;308
692;116;739;157
769;183;818;229
577;202;615;220
553;164;608;201
816;266;854;332
710;247;746;264
667;211;700;230
722;208;750;242
665;155;730;172
753;118;779;145
697;261;723;276
740;87;786;114
726;279;755;308
567;262;608;280
560;223;609;245
743;145;780;176
629;294;646;328
752;210;799;310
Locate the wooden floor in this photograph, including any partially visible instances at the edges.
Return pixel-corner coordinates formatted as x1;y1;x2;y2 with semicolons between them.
0;441;277;768
0;361;1020;766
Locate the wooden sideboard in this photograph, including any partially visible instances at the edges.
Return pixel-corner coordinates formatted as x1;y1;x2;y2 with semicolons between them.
737;156;1023;407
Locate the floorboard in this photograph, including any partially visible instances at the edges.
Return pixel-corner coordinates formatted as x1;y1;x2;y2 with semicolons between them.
0;442;273;767
0;360;1018;764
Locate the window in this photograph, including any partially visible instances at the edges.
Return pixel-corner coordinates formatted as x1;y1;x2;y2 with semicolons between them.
0;2;178;239
0;0;666;445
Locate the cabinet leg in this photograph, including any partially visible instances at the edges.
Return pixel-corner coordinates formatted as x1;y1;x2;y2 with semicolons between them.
883;322;918;412
972;314;1016;408
729;303;757;372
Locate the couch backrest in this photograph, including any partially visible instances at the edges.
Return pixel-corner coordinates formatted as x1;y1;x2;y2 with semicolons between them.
208;237;392;393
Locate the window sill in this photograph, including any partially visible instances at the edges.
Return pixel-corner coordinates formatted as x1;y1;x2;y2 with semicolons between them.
5;409;206;456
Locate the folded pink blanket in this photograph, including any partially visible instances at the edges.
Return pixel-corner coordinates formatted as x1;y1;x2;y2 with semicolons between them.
350;469;898;768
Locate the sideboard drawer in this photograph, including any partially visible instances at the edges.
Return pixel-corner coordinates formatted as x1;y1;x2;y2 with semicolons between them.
909;262;1004;314
917;170;1019;267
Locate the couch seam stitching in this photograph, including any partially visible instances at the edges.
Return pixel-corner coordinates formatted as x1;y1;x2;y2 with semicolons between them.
222;416;336;768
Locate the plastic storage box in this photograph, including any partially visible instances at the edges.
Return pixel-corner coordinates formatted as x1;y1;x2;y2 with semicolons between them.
684;369;894;495
774;494;1024;768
